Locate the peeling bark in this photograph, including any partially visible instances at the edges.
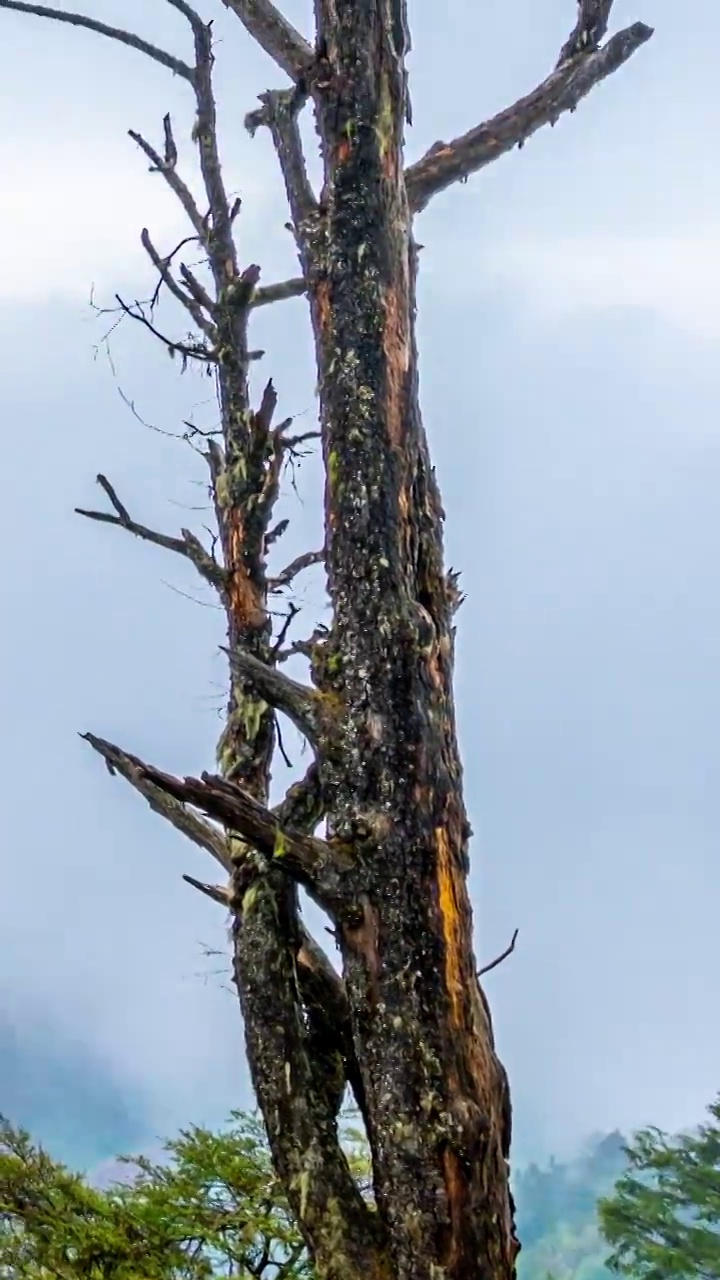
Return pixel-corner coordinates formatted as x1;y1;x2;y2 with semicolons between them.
3;0;652;1277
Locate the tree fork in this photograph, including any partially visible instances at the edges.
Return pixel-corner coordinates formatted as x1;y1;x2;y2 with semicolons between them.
0;0;653;1277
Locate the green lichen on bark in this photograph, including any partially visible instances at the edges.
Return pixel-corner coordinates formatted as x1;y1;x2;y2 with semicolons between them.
26;0;651;1275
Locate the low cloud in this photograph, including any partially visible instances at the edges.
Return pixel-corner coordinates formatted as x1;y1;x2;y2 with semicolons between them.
471;233;720;343
0;133;279;306
0;140;184;303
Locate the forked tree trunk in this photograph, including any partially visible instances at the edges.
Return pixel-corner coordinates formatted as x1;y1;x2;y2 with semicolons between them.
2;0;652;1276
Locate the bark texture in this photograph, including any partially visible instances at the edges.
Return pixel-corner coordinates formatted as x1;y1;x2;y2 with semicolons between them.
2;0;652;1277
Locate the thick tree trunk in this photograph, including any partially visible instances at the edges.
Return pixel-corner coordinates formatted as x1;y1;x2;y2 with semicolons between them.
4;0;651;1277
288;5;518;1276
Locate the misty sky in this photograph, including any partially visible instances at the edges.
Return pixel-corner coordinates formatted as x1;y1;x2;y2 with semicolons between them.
1;0;718;1172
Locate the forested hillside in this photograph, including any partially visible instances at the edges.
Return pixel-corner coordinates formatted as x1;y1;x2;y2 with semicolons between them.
515;1132;628;1280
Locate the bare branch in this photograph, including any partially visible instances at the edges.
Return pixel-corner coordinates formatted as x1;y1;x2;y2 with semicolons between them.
129;128;207;243
266;518;289;548
406;21;653;214
113;292;215;365
222;645;321;744
268;548;325;593
141;228;215;337
179;263;216;314
0;0;194;80
81;733;349;906
478;929;519;978
279;429;321;449
272;602;300;660
162;112;178;168
191;21;238;286
183;873;230;905
165;0;206;35
220;0;313;82
272;763;324;830
246;88;317;238
76;474;226;589
251;276;307;309
557;0;613;64
155;768;326;904
85;736;231;873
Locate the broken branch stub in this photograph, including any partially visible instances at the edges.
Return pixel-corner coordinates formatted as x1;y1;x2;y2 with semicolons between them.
0;0;654;1276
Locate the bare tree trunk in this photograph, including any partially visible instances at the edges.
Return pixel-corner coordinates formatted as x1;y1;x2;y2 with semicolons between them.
2;1;652;1277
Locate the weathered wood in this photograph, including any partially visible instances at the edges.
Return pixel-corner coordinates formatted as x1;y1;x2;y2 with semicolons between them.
2;0;652;1276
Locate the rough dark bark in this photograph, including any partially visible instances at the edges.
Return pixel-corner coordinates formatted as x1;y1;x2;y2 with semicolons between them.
2;1;652;1277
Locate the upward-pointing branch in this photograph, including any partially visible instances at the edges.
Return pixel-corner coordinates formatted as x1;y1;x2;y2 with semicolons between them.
557;0;613;64
129;127;208;244
245;88;317;255
406;19;653;214
81;734;351;910
222;646;321;745
220;0;313;82
75;474;226;590
0;1;194;80
88;742;231;873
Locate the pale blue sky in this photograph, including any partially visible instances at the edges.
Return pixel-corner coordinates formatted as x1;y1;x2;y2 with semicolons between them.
1;0;718;1169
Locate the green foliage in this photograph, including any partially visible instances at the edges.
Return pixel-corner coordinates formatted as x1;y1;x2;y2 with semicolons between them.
0;1113;187;1279
599;1095;720;1280
0;1110;314;1279
0;1108;374;1280
10;1100;682;1280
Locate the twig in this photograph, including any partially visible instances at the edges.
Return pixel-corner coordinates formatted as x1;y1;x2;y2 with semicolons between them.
129;129;207;242
268;549;325;592
276;718;293;769
76;473;226;589
140;228;216;337
146;234;198;310
220;0;313;81
477;929;519;978
182;873;229;906
179;263;216;314
278;428;321;450
266;518;289;548
114;293;215;365
406;20;653;214
272;601;300;657
0;0;194;79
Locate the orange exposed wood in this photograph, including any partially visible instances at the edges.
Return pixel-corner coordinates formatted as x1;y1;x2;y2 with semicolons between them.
227;514;266;629
435;825;465;1028
315;279;332;334
383;283;410;450
441;1146;466;1272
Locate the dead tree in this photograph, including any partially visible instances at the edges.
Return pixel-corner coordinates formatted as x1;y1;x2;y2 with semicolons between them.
0;1;652;1277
